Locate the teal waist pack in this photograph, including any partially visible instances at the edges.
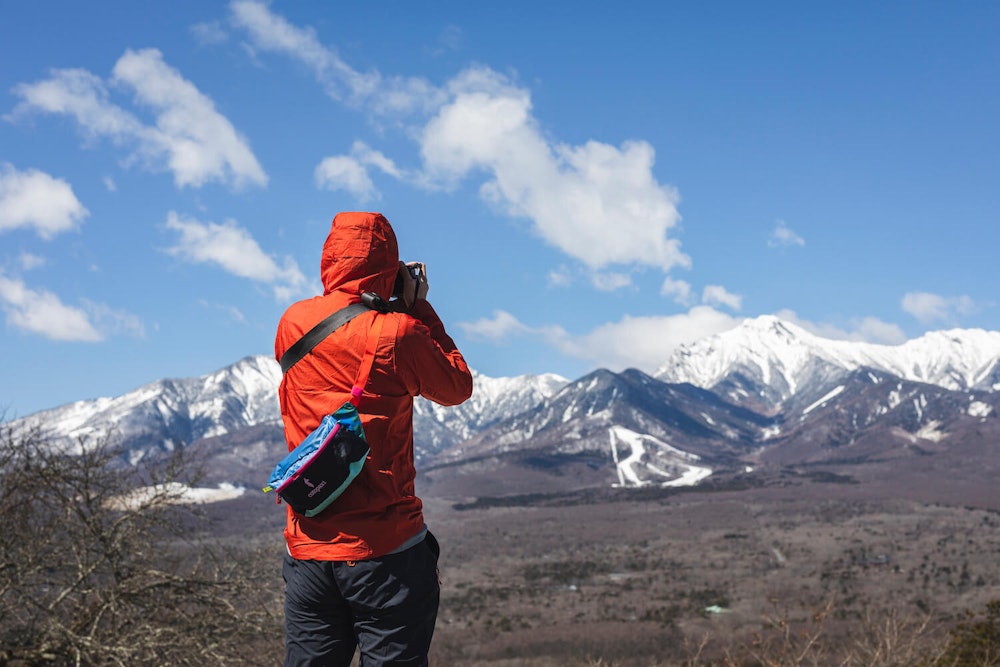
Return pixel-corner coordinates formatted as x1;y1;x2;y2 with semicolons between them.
264;394;369;517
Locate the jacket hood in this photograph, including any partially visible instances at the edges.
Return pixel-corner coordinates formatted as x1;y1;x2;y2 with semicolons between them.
320;212;399;299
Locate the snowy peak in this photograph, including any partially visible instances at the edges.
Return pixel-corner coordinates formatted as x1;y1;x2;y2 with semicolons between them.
16;355;283;456
10;317;1000;497
12;354;567;465
656;316;1000;405
412;369;568;459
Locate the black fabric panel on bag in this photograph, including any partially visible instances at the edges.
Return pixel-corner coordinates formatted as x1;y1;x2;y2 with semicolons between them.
280;429;370;515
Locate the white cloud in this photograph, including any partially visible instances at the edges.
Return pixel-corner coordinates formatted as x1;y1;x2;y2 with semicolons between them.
314;141;404;201
768;219;805;248
0;274;102;341
0;164;89;239
459;309;534;342
591;271;632;292
164;211;306;300
460;306;740;373
19;252;46;270
901;291;976;324
230;0;358;83
229;0;443;115
349;142;403;179
84;300;146;338
10;50;266;189
421;67;688;275
660;277;693;305
232;4;689;284
774;309;906;344
554;307;741;372
112;49;267;188
702;284;742;311
315;156;376;201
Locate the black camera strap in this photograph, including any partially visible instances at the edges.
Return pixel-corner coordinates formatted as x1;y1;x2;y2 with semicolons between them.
279;302;371;374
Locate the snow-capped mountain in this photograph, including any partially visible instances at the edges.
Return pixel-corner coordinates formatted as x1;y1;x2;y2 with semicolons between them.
425;317;999;494
413;370;567;459
751;366;1000;466
17;355;283;460
655;316;1000;407
9;316;999;497
11;355;565;465
425;367;775;494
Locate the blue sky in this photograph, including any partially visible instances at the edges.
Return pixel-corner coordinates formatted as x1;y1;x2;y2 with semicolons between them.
2;1;998;417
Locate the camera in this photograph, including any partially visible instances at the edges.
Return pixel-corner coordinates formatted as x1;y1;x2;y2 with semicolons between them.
393;262;425;297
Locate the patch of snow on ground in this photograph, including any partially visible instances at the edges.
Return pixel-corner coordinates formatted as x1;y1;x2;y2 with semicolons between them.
609;427;648;487
107;482;246;510
915;420;948;442
608;426;712;489
760;425;782;440
888;385;903;409
662;463;713;487
968;401;992;418
802;385;845;415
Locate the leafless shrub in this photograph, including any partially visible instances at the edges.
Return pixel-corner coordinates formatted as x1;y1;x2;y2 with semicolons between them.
0;421;281;666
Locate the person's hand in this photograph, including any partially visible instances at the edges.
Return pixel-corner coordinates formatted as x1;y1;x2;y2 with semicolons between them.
397;261;428;309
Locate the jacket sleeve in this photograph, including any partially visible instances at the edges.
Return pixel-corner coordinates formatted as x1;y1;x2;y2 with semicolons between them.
394;300;473;406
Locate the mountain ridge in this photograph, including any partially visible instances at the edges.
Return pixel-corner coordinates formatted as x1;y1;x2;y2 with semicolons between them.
656;316;1000;403
8;316;998;496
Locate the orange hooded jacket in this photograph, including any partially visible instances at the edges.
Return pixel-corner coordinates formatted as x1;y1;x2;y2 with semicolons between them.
274;212;473;561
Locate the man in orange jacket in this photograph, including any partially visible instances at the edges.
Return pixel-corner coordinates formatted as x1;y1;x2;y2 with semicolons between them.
274;211;473;666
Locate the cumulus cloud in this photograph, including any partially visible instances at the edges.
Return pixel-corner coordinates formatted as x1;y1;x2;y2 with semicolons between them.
164;211;306;300
9;50;266;189
459;310;535;342
231;3;689;282
774;308;906;344
702;284;742;311
315;156;376;201
901;291;976;325
768;219;805;248
0;273;101;341
660;277;693;305
460;306;740;373
419;68;688;275
555;307;741;372
314;141;404;201
0;164;89;238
